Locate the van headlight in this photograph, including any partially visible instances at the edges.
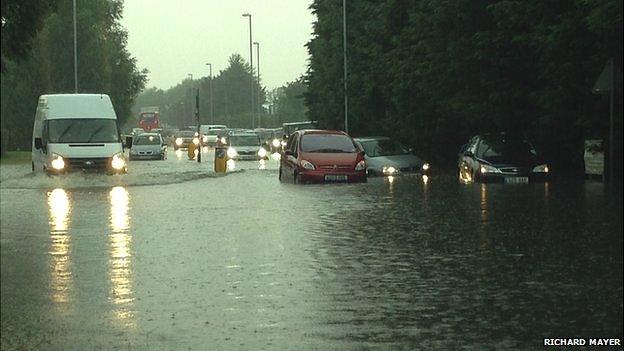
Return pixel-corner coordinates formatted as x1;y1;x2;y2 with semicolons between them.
111;153;126;170
272;139;281;148
532;164;549;173
220;137;227;144
227;147;238;158
192;137;200;145
202;135;208;143
257;147;267;158
51;154;65;170
422;162;430;171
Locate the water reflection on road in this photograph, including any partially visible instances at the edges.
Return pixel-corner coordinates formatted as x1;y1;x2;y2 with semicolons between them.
1;157;622;350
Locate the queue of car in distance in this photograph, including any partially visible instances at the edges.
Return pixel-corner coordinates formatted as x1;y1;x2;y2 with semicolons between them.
279;129;367;184
354;137;430;177
457;133;549;184
128;133;167;161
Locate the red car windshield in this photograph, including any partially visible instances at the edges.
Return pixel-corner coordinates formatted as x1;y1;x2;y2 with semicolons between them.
300;134;357;153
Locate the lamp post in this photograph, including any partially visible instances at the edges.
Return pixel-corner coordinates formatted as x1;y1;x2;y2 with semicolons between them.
242;13;254;129
205;63;214;125
342;0;348;133
73;0;78;93
253;41;260;128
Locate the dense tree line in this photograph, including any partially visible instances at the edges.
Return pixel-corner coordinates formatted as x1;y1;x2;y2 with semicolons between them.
1;0;147;150
306;0;622;174
133;54;310;130
132;54;266;130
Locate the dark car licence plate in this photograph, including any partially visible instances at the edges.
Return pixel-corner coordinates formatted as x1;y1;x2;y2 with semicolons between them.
325;174;348;182
505;176;528;184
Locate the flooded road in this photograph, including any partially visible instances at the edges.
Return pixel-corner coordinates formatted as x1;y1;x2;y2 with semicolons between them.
1;151;622;350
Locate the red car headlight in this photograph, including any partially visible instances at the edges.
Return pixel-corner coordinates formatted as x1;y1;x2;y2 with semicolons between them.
300;160;315;170
355;160;366;171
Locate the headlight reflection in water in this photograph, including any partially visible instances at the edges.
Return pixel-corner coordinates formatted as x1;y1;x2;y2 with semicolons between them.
108;186;135;328
47;188;72;308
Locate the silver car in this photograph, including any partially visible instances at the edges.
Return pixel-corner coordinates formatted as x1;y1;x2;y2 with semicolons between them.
129;133;167;160
226;133;269;161
355;137;429;176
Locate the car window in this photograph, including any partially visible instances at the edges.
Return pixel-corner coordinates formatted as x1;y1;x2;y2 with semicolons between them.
300;134;357;153
289;133;299;155
362;139;408;157
477;137;537;159
230;135;260;146
134;135;161;145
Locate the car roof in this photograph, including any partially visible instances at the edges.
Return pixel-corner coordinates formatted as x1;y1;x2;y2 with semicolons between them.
299;129;347;136
354;136;390;142
229;132;259;137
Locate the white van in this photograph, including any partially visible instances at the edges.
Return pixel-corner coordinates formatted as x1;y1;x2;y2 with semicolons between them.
31;94;127;174
199;124;228;146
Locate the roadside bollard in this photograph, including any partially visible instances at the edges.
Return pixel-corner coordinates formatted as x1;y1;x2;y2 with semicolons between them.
187;141;197;160
214;135;227;172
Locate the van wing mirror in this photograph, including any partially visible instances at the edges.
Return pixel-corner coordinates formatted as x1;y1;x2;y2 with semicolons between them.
125;136;133;148
34;138;43;150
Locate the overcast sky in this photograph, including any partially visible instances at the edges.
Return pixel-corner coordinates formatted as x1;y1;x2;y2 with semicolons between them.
120;0;316;91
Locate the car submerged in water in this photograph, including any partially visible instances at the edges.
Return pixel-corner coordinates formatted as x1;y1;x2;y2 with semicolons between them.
279;129;366;184
458;133;550;183
355;136;429;177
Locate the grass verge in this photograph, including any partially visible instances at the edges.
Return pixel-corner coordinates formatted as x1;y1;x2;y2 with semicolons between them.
0;151;31;165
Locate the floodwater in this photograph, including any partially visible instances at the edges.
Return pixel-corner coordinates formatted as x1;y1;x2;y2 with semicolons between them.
1;150;622;350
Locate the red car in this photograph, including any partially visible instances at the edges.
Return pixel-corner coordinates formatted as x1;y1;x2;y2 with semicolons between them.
279;129;367;184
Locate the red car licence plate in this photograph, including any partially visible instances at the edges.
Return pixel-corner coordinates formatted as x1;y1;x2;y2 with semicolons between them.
324;174;348;182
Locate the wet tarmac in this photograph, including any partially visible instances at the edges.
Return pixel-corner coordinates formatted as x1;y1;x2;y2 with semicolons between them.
1;150;622;350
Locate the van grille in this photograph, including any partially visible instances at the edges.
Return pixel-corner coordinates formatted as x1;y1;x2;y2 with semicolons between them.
67;157;110;171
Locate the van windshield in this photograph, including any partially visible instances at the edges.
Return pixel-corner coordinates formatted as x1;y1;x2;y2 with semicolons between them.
47;119;119;143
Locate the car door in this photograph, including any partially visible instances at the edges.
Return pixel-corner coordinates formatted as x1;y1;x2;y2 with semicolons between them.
280;133;299;181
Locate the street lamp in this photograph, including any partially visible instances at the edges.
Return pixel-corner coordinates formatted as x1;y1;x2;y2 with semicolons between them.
73;0;78;93
205;63;214;125
342;0;348;133
242;13;254;129
253;41;260;128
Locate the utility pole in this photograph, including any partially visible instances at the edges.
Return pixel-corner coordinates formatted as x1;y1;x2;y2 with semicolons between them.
73;0;78;93
196;89;201;163
254;41;261;128
342;0;348;133
206;63;214;125
242;13;254;129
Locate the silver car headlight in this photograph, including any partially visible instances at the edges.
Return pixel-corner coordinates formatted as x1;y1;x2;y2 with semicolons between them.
422;162;430;171
202;135;208;143
51;153;65;170
227;147;238;158
111;152;126;170
532;164;549;173
272;139;281;148
175;138;183;146
480;164;501;174
382;166;397;175
258;147;268;158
